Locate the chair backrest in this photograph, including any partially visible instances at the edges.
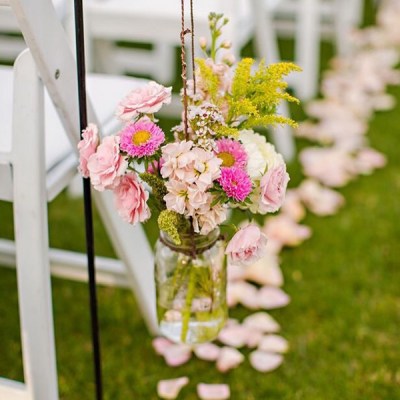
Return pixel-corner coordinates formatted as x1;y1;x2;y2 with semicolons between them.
10;0;98;148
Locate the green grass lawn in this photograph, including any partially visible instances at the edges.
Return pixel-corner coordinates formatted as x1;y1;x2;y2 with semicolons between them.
1;2;399;399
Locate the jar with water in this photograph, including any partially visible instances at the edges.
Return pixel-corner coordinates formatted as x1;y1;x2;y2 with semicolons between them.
155;228;227;344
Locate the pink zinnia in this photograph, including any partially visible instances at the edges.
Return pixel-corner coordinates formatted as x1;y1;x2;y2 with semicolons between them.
215;138;247;169
119;119;165;158
219;167;252;202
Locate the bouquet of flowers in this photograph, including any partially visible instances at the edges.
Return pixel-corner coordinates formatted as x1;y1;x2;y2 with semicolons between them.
78;13;299;343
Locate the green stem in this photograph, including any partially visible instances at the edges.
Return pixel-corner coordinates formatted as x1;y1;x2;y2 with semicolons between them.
181;262;196;342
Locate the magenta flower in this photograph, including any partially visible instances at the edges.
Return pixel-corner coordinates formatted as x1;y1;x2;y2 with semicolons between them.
119;119;165;158
215;138;247;169
218;167;252;202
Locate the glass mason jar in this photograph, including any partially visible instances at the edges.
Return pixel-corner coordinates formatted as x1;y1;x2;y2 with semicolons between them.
155;228;227;344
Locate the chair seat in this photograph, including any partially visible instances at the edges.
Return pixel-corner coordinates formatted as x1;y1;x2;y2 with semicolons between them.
86;0;253;46
0;65;148;201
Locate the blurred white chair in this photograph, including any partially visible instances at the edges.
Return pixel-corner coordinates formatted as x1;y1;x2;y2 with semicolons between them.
84;0;253;82
0;0;67;62
0;0;159;398
263;0;364;100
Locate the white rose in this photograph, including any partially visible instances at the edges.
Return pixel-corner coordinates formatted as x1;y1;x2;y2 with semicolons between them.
239;130;283;179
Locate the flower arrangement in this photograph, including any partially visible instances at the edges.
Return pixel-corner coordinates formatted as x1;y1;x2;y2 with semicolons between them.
78;13;299;343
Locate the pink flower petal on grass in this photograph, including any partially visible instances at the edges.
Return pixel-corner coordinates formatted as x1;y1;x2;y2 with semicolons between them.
281;190;306;222
258;335;289;353
297;179;345;216
354;148;387;175
243;253;283;287
157;377;189;399
257;287;290;310
163;344;192;367
244;329;264;348
227;281;259;309
216;347;245;373
194;343;221;361
218;325;249;348
249;351;284;373
243;312;281;333
197;383;230;400
152;337;174;356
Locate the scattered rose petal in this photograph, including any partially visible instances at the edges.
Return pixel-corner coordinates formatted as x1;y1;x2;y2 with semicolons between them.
263;215;312;248
157;377;189;399
243;312;281;333
152;337;174;356
197;383;230;400
194;343;221;361
258;335;289;354
354;148;387;174
243;253;283;287
244;329;264;348
163;344;192;367
249;351;284;372
257;287;291;310
281;190;306;222
298;179;345;216
218;325;249;348
216;347;245;373
300;147;356;187
227;281;259;309
227;264;246;282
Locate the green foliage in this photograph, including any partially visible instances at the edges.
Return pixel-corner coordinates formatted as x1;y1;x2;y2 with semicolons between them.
157;209;187;245
139;172;167;211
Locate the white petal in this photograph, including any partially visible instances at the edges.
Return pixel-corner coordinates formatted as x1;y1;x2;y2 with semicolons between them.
218;325;249;348
249;350;284;372
244;254;283;287
257;287;291;310
216;347;245;373
197;383;231;400
194;343;221;361
157;377;189;399
243;312;281;333
258;335;289;353
152;337;174;356
163;344;192;367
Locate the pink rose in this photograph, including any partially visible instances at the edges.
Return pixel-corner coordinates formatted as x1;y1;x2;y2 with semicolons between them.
116;81;172;121
87;135;127;191
77;123;99;178
226;225;268;267
114;173;151;225
259;164;290;213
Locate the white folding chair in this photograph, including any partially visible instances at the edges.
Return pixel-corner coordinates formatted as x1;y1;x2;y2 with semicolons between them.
0;0;67;62
0;0;160;398
258;0;364;101
84;0;253;82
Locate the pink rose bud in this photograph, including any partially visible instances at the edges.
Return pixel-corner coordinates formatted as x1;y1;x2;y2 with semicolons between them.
225;225;268;267
199;36;207;48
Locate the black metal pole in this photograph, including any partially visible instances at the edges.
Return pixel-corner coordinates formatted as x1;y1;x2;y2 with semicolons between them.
73;1;103;399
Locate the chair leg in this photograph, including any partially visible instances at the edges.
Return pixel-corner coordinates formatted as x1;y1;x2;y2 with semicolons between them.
12;50;59;399
295;0;320;101
271;101;296;161
93;190;159;335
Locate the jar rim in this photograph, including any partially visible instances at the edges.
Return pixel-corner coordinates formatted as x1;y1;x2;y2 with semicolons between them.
159;227;222;255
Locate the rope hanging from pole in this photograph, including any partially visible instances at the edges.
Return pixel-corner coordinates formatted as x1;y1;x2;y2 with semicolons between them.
73;1;103;399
